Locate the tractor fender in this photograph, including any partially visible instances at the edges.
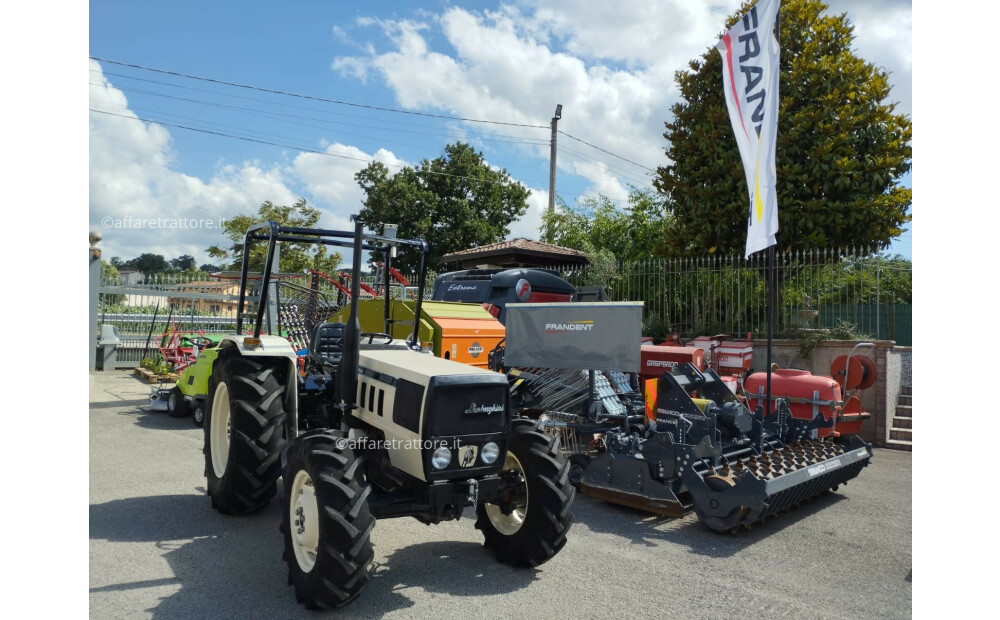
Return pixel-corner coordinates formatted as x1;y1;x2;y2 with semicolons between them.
216;335;301;442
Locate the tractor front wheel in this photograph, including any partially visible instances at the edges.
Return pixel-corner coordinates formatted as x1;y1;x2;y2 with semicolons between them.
166;386;189;418
191;400;205;427
281;431;375;609
475;419;574;567
204;353;287;515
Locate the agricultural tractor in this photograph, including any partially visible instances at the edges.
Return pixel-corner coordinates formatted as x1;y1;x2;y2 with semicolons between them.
197;219;574;609
163;344;220;427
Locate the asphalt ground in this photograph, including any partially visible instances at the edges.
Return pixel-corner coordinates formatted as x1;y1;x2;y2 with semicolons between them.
89;370;912;619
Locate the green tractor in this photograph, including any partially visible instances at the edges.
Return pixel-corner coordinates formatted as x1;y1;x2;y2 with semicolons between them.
197;218;575;609
163;344;221;427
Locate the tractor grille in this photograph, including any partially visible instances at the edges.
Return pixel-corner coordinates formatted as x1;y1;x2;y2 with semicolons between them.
423;383;509;437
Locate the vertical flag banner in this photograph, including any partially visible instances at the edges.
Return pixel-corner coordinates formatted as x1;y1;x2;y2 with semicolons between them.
717;0;780;258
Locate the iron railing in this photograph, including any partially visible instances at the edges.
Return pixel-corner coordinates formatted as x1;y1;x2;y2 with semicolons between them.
539;247;911;344
98;247;912;368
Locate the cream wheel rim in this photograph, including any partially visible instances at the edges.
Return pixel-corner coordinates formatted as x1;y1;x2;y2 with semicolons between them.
210;382;231;478
485;452;528;535
289;469;320;572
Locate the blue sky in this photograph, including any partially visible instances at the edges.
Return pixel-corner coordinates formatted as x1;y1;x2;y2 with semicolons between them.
88;0;912;265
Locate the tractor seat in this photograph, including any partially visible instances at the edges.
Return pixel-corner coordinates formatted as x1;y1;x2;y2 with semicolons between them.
310;322;345;366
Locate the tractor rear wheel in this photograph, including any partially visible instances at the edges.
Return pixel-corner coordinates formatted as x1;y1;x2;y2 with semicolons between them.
166;386;189;418
281;431;375;609
475;419;574;567
204;353;287;515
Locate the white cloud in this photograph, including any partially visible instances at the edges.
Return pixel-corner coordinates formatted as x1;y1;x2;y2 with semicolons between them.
334;7;670;199
333;0;912;241
89;60;300;263
828;0;912;115
508;188;549;240
292;144;408;230
90;61;409;265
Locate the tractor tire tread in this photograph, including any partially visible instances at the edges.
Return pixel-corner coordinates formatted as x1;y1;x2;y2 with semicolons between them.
282;432;375;609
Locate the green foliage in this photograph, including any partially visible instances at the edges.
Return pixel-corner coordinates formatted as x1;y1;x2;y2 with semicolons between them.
101;260;123;285
206;198;342;273
781;251;912;311
355;142;530;273
121;253;170;273
100;260;124;307
643;319;675;344
541;189;672;263
796;319;872;359
654;0;912;255
170;255;196;271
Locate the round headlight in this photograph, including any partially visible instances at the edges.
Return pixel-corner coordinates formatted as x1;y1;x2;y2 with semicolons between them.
431;446;452;470
480;442;500;464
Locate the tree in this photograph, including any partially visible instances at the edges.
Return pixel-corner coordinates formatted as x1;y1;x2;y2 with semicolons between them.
541;188;673;263
207;199;342;273
199;263;221;273
126;253;170;274
170;255;196;271
100;260;124;307
355;142;531;273
653;0;912;256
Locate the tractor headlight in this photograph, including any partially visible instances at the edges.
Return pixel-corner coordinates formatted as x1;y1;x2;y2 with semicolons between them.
481;442;500;464
431;446;452;470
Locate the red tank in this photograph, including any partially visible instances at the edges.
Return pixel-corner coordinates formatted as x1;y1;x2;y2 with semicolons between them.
744;368;843;437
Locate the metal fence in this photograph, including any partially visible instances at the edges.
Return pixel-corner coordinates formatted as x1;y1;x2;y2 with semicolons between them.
97;270;425;368
546;247;912;345
97;247;912;369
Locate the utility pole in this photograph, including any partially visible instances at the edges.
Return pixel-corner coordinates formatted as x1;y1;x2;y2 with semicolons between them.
548;104;562;213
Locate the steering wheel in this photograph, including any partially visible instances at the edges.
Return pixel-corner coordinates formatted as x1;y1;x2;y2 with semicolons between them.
188;336;213;349
360;332;393;345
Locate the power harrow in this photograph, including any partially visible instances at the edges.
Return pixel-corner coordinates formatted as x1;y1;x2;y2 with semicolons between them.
512;359;872;533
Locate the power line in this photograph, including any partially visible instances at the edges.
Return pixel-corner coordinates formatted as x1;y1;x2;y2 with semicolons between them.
91;71;550;145
89;58;662;199
559;145;652;188
90;108;538;189
91;59;654;179
91;57;549;130
90;97;554;179
558;130;656;173
90;82;550;148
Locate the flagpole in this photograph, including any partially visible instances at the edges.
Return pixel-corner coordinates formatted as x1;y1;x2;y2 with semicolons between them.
766;7;780;426
766;245;774;415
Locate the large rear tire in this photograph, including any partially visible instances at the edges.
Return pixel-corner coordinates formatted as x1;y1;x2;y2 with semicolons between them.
204;353;287;515
281;431;375;609
475;419;574;567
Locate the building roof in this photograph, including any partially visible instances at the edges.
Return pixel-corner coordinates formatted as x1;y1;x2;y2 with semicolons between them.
440;238;588;269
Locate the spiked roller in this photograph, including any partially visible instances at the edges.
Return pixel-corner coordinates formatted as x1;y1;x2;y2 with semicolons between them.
578;363;873;533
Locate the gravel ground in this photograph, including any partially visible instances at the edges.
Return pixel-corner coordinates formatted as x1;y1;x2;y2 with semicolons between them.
90;370;912;619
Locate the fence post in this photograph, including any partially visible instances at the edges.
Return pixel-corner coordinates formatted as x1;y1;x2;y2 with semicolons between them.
876;254;881;340
89;230;102;371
